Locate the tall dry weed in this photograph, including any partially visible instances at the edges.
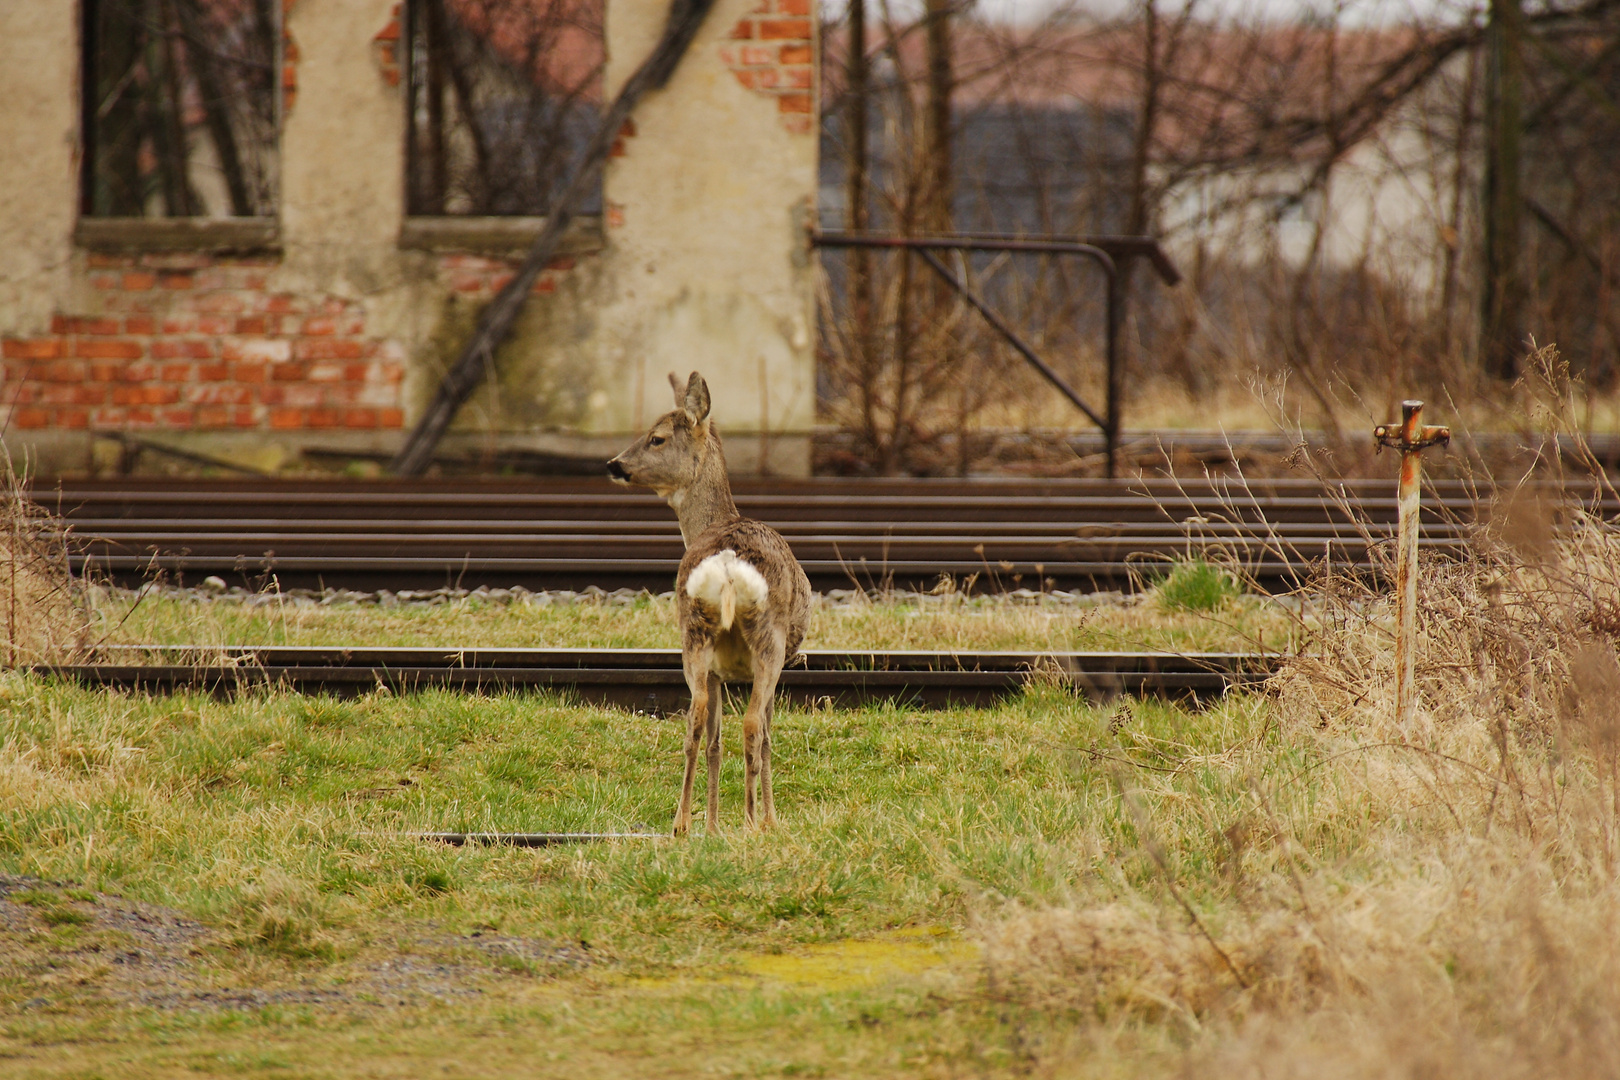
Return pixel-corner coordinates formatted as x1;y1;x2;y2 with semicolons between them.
0;460;93;666
983;345;1620;1076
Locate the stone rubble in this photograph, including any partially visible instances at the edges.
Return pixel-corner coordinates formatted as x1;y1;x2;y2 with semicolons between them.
94;582;1153;609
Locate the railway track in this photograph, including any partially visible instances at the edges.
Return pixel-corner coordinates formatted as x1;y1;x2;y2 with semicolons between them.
832;428;1620;469
33;475;1605;593
39;646;1278;709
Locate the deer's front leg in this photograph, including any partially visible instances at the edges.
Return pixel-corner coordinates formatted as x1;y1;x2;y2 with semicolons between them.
673;680;706;841
674;648;714;837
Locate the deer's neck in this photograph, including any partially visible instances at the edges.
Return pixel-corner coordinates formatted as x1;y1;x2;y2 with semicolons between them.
668;431;739;546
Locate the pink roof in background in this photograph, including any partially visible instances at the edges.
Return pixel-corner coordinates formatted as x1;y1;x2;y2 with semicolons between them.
824;19;1449;161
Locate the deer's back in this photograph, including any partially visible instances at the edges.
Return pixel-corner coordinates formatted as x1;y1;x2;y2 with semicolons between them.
677;517;811;659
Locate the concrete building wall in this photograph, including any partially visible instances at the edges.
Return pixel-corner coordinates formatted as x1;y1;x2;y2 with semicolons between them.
0;0;818;477
0;4;79;339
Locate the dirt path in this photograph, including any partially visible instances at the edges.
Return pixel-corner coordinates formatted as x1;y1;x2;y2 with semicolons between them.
0;875;589;1017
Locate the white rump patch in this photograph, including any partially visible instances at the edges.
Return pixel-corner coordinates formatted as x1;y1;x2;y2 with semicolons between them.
686;549;769;630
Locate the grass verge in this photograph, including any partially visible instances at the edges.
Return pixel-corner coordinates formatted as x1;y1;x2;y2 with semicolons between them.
0;664;1287;1078
93;587;1294;655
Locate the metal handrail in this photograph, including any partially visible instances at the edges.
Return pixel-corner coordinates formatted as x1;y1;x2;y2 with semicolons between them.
812;230;1179;476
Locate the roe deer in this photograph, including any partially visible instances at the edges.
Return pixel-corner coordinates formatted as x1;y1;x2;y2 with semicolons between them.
607;371;812;835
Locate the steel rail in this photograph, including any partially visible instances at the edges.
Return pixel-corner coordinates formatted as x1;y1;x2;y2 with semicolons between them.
67;554;1455;594
35;477;1572;499
59;526;1464;547
33;474;1512;493
58;514;1469;530
45;482;1481;497
29;476;1611;592
33;479;1558;515
64;538;1461;565
43;493;1513;524
38;646;1280;709
48;523;1479;547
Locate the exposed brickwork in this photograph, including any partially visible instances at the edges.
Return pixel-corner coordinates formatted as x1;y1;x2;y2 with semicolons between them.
719;1;816;135
435;253;576;298
0;246;586;434
610;118;636;158
373;4;403;86
2;254;405;433
282;0;301;115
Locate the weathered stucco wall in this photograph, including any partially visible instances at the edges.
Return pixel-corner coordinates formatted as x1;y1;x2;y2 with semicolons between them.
0;0;818;476
0;4;79;337
591;0;818;472
457;0;820;472
280;0;411;288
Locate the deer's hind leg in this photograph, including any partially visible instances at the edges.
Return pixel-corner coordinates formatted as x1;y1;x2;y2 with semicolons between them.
760;695;777;829
674;640;717;837
740;629;786;832
703;671;722;833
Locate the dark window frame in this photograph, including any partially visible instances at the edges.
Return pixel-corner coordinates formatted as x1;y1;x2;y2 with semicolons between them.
400;0;605;219
77;0;282;251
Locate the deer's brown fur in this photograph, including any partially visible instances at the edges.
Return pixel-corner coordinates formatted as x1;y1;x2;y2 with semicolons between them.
607;372;811;835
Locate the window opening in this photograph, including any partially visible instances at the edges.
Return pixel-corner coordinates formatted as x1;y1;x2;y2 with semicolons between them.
404;0;605;216
80;0;280;218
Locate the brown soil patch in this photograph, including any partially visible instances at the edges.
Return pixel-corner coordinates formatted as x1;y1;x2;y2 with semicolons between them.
0;875;589;1016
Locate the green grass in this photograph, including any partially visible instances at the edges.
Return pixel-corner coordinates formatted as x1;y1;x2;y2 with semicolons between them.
0;656;1324;1078
0;676;1273;964
94;588;1295;654
1151;560;1244;613
0;589;1373;1078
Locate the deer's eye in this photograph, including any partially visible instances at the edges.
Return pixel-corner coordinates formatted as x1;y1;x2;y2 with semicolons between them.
648;436;665;447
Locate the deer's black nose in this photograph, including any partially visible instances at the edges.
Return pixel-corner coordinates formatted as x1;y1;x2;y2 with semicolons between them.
606;459;629;481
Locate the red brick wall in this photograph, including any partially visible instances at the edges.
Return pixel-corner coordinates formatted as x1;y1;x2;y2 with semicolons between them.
1;253;405;433
720;0;816;135
437;253;575;298
0;249;583;435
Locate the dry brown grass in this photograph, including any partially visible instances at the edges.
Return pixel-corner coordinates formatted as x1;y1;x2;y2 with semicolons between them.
0;460;93;666
977;347;1620;1076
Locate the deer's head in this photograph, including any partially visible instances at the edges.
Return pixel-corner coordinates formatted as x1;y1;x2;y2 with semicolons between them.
606;371;714;495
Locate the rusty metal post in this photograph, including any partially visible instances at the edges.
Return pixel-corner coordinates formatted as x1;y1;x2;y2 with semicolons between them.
1103;268;1123;478
1374;400;1450;727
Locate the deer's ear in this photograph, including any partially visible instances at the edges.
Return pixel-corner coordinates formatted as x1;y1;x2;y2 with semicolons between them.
668;371;685;407
684;372;711;425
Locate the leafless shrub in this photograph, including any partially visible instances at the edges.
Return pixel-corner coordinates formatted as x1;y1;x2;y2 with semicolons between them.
980;343;1620;1074
818;0;1620;473
405;0;604;216
84;0;279;218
